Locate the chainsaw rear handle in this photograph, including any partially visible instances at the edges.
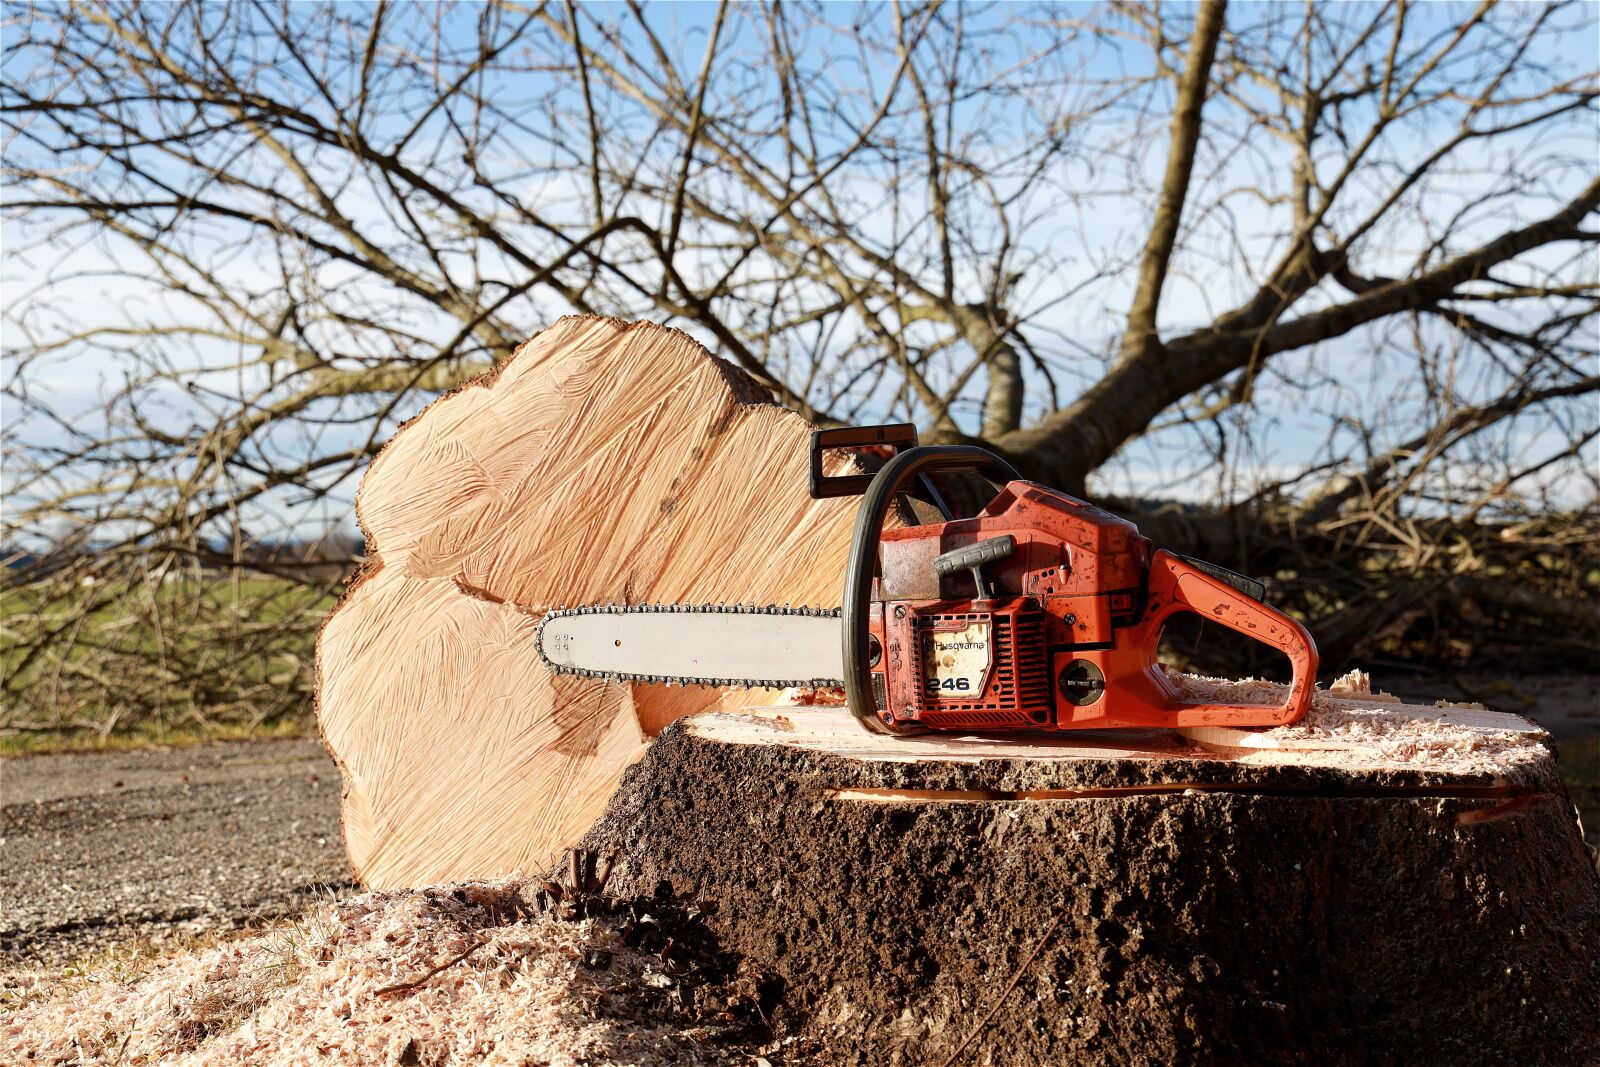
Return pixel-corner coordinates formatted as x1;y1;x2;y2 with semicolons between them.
842;445;1022;733
1137;549;1318;727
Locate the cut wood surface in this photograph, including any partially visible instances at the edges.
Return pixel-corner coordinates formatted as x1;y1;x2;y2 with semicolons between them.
1167;669;1552;772
317;316;879;889
716;668;1557;792
580;702;1598;1066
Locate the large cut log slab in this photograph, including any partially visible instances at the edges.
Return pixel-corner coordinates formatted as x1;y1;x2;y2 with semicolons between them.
317;316;878;889
578;687;1599;1066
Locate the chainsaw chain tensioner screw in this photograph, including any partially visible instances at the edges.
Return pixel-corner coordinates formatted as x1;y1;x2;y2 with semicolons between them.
1058;659;1106;706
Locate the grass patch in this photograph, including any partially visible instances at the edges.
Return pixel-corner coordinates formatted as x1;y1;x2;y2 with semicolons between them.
0;716;310;757
2;568;337;740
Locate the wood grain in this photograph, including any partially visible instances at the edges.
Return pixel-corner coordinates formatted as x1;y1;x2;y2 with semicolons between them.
317;316;872;888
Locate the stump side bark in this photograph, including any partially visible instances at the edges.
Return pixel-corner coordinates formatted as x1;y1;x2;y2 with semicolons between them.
578;707;1600;1067
317;316;879;889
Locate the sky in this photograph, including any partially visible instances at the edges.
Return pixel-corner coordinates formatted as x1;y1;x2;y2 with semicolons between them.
3;0;1596;546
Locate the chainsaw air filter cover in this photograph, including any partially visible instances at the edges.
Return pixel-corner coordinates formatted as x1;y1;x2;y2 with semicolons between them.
889;598;1053;730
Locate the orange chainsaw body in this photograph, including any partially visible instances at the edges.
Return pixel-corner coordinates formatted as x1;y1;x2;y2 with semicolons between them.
861;479;1317;732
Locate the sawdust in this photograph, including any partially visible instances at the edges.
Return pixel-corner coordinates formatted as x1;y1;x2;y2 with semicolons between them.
1;881;746;1066
777;685;845;706
1165;667;1549;774
782;668;1550;778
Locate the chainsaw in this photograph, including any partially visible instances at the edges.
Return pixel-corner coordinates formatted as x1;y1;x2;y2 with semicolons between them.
537;424;1318;735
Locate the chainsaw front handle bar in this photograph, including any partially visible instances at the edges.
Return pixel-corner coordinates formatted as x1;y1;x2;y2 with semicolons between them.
842;445;1021;733
1136;550;1318;727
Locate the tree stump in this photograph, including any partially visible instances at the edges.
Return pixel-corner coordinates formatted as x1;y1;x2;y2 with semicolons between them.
316;314;1596;1063
578;689;1599;1066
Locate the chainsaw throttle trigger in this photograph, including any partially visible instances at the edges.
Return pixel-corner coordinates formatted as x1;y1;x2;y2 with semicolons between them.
933;534;1016;599
1171;553;1266;603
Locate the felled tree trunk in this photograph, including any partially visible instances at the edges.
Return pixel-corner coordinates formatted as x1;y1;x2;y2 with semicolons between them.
579;689;1599;1066
317;316;875;889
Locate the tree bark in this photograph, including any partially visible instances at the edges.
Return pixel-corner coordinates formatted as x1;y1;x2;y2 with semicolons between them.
580;697;1599;1066
1120;0;1227;363
999;171;1600;495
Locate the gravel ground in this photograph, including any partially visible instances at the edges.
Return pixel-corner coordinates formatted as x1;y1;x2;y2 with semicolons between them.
1;738;350;968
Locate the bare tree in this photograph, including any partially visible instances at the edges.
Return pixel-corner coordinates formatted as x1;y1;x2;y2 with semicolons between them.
3;0;1596;736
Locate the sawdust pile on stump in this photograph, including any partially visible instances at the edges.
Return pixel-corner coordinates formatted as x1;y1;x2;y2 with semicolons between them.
1;881;762;1066
1167;667;1551;774
780;669;1551;776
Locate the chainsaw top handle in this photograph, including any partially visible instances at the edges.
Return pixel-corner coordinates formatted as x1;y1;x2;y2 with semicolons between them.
840;444;1022;733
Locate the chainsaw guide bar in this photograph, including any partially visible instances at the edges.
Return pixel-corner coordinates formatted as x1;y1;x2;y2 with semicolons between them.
536;603;845;690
